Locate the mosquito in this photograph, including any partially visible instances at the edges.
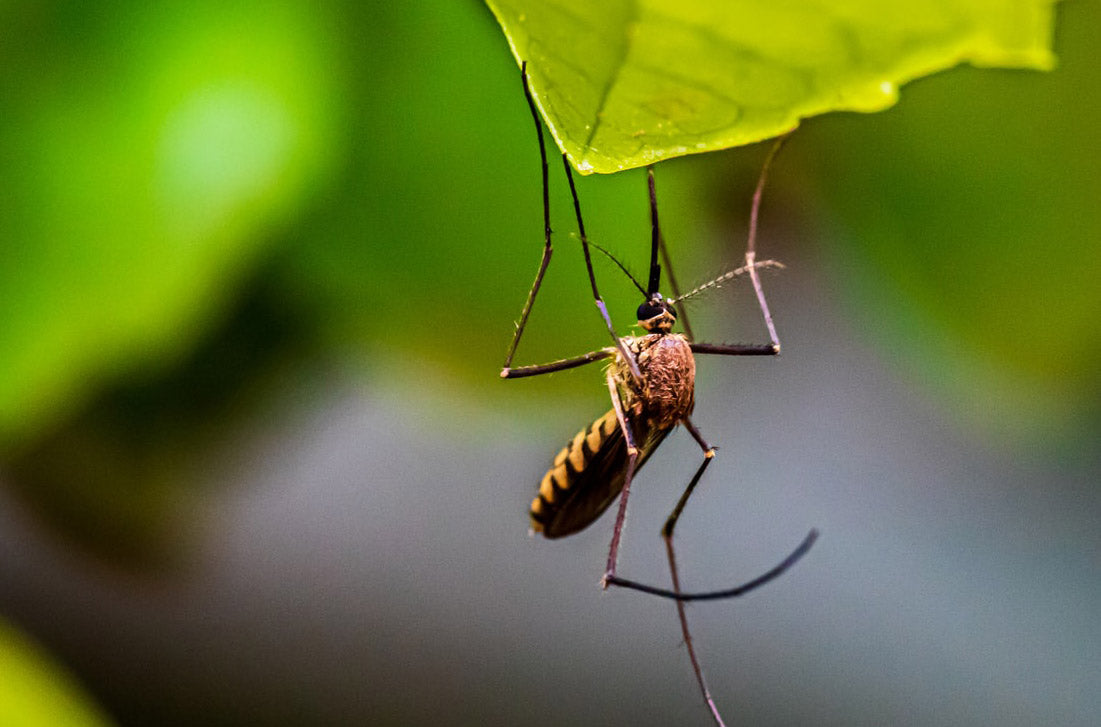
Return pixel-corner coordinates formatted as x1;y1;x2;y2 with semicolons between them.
501;62;818;727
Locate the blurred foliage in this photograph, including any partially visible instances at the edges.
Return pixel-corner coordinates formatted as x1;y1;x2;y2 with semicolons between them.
0;0;342;565
0;2;1096;723
486;0;1059;173
0;618;112;727
0;0;1094;646
0;1;341;450
798;1;1100;448
5;263;315;564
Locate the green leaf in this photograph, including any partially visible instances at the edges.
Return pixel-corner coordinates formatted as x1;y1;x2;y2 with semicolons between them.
485;0;1060;174
0;619;113;727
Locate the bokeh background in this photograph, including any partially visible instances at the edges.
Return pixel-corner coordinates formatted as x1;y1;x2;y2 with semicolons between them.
0;2;1098;726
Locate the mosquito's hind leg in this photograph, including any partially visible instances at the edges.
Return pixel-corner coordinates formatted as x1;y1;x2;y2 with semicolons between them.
604;412;817;602
610;416;813;727
603;414;818;602
661;419;726;726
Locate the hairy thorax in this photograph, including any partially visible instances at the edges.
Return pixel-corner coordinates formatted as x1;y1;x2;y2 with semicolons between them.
613;333;696;430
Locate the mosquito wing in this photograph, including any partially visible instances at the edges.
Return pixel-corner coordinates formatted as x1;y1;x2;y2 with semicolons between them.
530;408;671;539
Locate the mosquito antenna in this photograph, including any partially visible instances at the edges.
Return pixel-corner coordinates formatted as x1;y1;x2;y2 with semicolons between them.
671;259;785;304
585;238;647;296
646;167;662;297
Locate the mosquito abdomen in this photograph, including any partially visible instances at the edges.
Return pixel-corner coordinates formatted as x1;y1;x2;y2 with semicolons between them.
530;409;619;536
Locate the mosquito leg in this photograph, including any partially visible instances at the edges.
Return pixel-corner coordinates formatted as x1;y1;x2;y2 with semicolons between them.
561;158;643;384
657;417;726;726
645;167;662;297
601;370;639;586
690;342;779;357
605;418;818;602
503;62;554;372
744;135;791;351
658;232;694;341
660;236;695;340
683;259;784;355
665;417;714;539
647;166;697;341
607;531;818;602
502;348;613;379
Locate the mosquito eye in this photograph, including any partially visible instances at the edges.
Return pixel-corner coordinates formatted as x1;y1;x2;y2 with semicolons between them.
636;302;663;321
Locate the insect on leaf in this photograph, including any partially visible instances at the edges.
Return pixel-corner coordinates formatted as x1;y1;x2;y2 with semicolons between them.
485;0;1061;174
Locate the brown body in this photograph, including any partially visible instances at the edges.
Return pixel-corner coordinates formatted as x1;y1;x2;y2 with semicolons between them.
530;333;695;538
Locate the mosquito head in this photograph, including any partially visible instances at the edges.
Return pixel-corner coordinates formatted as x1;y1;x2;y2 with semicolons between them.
637;293;676;333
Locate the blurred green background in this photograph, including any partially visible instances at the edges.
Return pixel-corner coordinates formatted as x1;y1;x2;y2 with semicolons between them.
0;2;1097;726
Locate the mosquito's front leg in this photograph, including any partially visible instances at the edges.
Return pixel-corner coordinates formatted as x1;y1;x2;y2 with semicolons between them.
561;158;642;385
501;348;613;379
502;61;639;382
502;62;554;371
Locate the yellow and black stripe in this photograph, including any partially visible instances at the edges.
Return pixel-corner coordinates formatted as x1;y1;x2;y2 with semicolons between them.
530;409;669;538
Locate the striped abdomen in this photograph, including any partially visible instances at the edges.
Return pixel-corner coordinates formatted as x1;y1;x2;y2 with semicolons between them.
530;409;668;538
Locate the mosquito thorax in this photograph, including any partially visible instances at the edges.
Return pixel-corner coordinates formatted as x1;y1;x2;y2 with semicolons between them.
636;295;676;333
